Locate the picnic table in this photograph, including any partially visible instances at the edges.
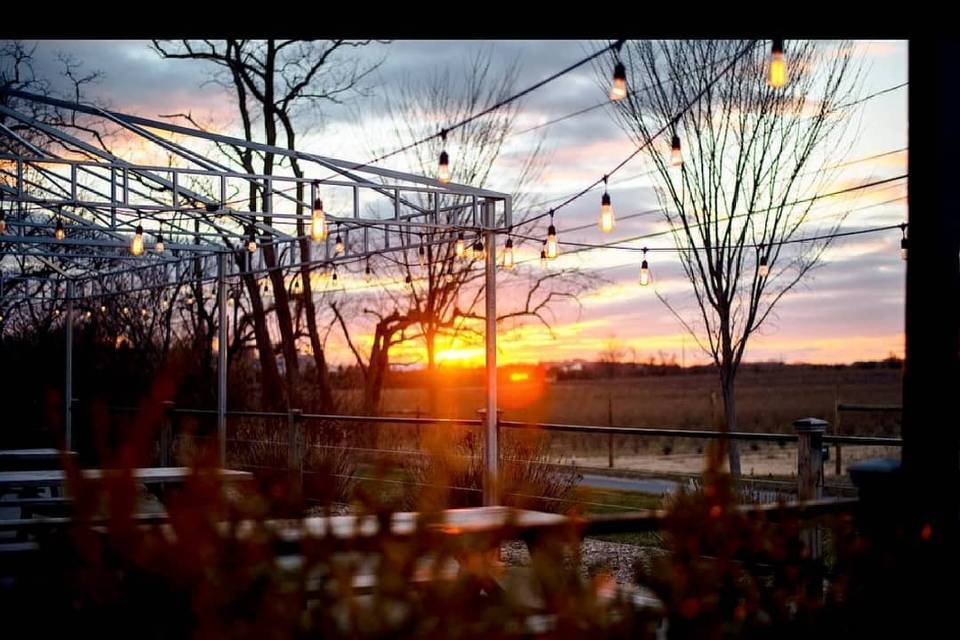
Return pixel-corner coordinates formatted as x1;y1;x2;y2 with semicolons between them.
0;466;252;491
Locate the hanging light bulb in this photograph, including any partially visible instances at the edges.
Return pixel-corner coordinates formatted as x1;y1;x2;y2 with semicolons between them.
502;236;515;270
900;223;908;261
539;242;548;269
639;248;650;286
418;239;426;267
473;236;485;261
334;226;344;255
141;308;148;318
131;223;145;256
546;211;559;260
364;259;373;282
599;176;614;233
155;232;165;254
610;61;627;101
84;309;92;320
185;294;194;307
759;255;770;278
455;231;466;260
767;39;788;89
247;226;258;253
122;305;130;315
311;196;328;241
100;303;107;314
293;275;302;294
438;130;451;183
405;273;413;285
53;308;61;317
54;217;66;241
670;133;683;167
0;210;7;235
445;271;455;284
331;268;338;283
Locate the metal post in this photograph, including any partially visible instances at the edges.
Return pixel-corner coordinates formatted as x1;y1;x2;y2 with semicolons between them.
483;201;498;506
607;393;614;469
834;387;842;476
161;401;174;467
287;409;304;498
217;253;227;467
794;417;827;559
64;280;74;451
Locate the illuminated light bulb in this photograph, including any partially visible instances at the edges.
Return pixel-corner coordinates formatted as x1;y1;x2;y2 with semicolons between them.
759;254;769;277
0;210;6;235
85;310;92;320
131;224;145;256
455;231;466;259
438;130;451;183
334;227;344;255
502;237;515;270
899;223;908;261
293;277;302;294
155;233;165;254
540;243;548;269
639;248;650;286
445;272;454;284
599;182;614;233
767;39;788;89
141;308;148;318
100;304;107;314
53;308;61;317
247;229;258;253
670;134;683;167
546;212;559;260
185;295;194;307
54;218;66;241
311;198;328;241
610;61;627;101
122;305;130;315
473;237;485;261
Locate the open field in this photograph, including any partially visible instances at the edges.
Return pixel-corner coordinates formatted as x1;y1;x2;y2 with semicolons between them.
372;364;903;479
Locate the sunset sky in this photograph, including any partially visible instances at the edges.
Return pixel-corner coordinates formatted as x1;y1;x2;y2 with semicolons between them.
22;39;909;367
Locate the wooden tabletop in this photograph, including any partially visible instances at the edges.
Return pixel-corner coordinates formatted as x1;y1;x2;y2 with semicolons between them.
0;466;253;488
257;506;572;543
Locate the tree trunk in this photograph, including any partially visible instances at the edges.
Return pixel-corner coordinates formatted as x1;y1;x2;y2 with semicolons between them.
720;374;742;477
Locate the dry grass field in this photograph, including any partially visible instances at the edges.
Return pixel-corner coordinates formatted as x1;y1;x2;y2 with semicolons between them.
372;364;903;479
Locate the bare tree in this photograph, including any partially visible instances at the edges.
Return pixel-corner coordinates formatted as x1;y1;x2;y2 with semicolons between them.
332;52;590;413
609;40;863;475
152;39;383;410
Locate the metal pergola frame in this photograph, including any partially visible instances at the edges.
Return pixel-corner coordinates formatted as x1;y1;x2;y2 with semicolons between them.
0;89;509;504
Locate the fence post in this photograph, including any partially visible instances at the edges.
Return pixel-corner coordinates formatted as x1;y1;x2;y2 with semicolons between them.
161;401;175;467
288;409;304;499
834;386;843;476
794;417;827;559
607;393;614;468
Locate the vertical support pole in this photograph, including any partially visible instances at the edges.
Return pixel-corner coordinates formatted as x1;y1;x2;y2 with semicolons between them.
161;401;174;467
794;417;826;559
287;409;304;499
483;201;498;506
64;280;74;452
217;254;227;467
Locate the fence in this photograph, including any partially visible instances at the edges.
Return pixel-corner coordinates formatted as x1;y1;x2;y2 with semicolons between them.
91;403;903;514
833;402;902;475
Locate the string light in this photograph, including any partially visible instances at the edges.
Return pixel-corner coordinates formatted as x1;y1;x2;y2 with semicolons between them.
472;236;485;261
130;222;144;256
311;192;328;242
364;258;373;282
502;234;515;270
758;247;770;277
670;133;683;167
899;223;908;261
546;211;559;260
540;241;548;269
418;235;426;267
54;217;65;241
334;225;344;255
455;231;466;260
768;39;788;88
438;130;451;184
610;52;627;102
639;247;650;286
405;273;412;285
331;266;338;283
100;304;107;314
246;226;258;253
155;231;165;254
599;176;614;233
